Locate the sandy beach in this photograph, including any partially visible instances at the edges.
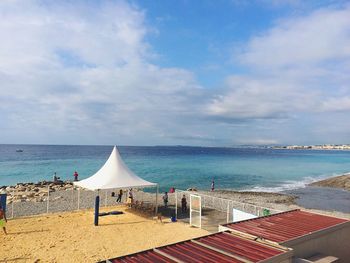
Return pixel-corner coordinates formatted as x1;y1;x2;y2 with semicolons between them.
2;173;350;262
0;206;209;263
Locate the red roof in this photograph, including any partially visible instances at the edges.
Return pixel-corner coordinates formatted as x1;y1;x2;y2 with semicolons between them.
110;249;175;263
223;209;349;243
157;240;239;263
106;232;287;263
195;232;284;262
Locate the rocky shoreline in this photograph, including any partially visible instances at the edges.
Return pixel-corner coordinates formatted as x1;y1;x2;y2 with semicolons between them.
0;180;75;203
2;176;350;220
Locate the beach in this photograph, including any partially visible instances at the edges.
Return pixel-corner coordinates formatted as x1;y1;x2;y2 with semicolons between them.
1;174;350;262
0;206;209;263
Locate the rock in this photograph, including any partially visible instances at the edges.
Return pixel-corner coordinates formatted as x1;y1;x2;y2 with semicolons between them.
27;192;35;198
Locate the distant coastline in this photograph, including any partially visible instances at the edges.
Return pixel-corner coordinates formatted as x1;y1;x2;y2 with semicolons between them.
270;144;350;150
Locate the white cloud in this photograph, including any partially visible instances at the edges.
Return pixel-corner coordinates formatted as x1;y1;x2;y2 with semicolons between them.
208;4;350;123
321;97;350;112
239;6;350;68
0;0;205;145
1;1;350;146
236;138;279;145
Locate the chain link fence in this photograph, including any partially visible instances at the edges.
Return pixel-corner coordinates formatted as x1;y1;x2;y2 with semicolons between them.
4;187;158;219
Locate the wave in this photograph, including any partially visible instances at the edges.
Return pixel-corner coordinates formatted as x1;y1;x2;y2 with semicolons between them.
240;172;350;193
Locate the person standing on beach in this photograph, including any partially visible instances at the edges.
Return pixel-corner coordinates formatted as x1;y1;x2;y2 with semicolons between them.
128;188;134;204
163;192;168;208
0;205;7;235
211;179;215;191
181;194;187;213
116;189;123;203
73;171;79;181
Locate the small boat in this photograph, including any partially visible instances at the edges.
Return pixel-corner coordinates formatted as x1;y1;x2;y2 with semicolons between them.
16;149;23;152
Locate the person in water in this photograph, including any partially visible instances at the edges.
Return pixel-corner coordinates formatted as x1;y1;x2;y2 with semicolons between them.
211;179;215;191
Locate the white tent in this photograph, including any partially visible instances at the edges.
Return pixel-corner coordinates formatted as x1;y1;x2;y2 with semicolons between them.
74;146;157;190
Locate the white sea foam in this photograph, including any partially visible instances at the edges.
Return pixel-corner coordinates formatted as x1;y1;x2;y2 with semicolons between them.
240;172;350;193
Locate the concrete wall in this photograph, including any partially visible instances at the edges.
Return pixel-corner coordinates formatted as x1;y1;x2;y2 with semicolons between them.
282;222;350;262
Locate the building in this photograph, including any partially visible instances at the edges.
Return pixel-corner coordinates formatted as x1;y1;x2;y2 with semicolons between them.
220;209;350;262
101;209;350;262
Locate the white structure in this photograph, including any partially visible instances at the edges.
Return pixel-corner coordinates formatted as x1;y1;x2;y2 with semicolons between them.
190;194;201;228
74;146;158;213
75;146;157;190
232;208;257;222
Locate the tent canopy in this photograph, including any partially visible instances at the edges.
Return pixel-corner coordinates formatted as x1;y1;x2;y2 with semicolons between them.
74;146;157;190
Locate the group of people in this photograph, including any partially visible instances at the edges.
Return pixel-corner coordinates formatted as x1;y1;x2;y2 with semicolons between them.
111;189;132;204
162;191;187;213
52;171;79;183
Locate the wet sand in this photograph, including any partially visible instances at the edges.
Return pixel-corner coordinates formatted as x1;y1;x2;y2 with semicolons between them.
309;173;350;190
285;186;350;213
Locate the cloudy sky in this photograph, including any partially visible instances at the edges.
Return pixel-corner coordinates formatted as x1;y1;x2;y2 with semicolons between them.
1;0;350;146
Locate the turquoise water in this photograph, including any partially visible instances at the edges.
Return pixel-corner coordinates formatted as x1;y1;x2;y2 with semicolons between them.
1;144;350;192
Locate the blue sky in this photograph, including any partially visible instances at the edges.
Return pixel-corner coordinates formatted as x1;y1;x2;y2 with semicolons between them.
0;0;350;146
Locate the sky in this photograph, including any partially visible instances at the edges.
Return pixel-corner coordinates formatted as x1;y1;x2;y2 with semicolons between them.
0;0;350;146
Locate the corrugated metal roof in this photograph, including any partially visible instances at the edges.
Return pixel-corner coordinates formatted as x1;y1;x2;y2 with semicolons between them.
157;240;241;263
223;209;349;243
110;249;175;263
194;232;283;262
106;231;287;263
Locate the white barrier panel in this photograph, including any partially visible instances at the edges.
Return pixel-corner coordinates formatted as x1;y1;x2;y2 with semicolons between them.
232;208;257;222
190;194;201;228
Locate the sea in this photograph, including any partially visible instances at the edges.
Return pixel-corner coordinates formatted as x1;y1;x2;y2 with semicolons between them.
1;144;350;192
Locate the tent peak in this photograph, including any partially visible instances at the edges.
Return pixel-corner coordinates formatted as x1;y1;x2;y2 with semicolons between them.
74;146;156;190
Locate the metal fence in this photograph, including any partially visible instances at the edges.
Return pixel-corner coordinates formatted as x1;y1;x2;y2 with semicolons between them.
4;187;157;219
4;187;284;225
175;190;283;228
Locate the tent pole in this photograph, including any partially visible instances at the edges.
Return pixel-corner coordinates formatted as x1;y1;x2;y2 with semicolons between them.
155;184;159;216
94;190;100;226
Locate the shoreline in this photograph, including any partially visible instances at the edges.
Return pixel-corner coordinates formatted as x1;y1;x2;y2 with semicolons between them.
1;174;350;220
308;173;350;191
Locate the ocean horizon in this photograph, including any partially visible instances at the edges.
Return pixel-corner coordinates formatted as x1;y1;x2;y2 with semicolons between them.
1;144;350;192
